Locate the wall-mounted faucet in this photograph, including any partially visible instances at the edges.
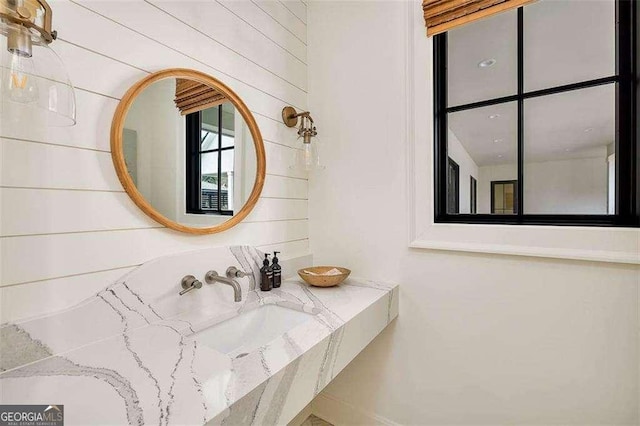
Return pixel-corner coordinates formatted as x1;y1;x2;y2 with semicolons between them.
179;275;203;295
205;269;243;302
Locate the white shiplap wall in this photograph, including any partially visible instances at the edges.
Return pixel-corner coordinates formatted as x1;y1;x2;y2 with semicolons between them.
0;0;309;323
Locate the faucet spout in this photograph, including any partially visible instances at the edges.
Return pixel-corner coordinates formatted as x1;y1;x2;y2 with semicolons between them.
205;270;242;302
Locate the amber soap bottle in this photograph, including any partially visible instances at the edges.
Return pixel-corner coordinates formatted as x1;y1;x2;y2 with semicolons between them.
272;251;282;288
260;253;273;291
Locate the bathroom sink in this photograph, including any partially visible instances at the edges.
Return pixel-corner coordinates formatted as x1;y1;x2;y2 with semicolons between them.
193;305;316;356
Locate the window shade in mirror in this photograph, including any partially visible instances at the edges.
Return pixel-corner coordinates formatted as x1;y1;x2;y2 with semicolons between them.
174;78;228;115
423;0;536;36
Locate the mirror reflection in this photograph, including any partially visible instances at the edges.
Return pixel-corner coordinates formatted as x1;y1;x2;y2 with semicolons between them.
122;77;257;228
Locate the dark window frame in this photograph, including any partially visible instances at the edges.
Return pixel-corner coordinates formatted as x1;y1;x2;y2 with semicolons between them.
447;157;460;214
470;175;477;214
185;107;234;216
433;0;638;227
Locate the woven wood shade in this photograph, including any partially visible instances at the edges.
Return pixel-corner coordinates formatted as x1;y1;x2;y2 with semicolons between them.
175;78;228;115
423;0;536;36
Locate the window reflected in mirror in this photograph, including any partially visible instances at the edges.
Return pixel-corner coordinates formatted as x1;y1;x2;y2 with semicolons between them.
188;103;236;215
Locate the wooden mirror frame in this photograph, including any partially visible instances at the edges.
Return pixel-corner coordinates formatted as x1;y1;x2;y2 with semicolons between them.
110;68;266;235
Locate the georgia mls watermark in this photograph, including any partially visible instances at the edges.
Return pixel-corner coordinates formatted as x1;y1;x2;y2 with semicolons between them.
0;405;63;426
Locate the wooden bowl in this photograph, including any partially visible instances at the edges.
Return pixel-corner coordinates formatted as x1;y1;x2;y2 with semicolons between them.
298;266;351;287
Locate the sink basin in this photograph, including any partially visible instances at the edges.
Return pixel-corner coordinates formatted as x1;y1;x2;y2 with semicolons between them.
193;305;316;356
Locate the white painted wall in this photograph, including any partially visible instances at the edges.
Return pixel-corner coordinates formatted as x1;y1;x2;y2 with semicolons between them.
609;154;616;214
124;78;181;222
308;1;638;425
448;129;478;214
477;156;608;214
525;156;608;214
0;0;310;323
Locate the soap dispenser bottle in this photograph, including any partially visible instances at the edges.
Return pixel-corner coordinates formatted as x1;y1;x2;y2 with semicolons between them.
272;251;282;288
260;253;273;291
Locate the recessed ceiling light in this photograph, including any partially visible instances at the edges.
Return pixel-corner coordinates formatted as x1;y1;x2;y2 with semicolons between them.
497;154;503;158
493;138;503;143
584;127;594;132
478;58;497;68
488;114;500;119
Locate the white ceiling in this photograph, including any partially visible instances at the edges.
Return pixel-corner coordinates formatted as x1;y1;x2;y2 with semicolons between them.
448;9;518;107
447;0;616;167
449;83;615;166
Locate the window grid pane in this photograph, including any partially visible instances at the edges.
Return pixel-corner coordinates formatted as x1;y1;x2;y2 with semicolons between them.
437;0;628;225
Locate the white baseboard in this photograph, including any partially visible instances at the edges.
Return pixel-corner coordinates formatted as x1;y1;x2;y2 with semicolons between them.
312;392;399;426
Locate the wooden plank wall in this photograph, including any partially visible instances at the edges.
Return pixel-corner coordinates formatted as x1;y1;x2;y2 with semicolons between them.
0;0;309;323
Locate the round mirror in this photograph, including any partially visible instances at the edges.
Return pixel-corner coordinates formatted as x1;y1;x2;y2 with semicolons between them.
111;69;266;234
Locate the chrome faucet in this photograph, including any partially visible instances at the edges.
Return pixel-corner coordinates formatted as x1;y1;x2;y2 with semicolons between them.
179;275;202;295
205;269;243;302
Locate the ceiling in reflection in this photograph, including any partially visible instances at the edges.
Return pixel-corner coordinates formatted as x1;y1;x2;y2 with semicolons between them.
447;0;615;167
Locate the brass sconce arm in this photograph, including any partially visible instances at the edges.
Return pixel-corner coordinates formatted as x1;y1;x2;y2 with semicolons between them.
282;106;314;128
282;106;317;143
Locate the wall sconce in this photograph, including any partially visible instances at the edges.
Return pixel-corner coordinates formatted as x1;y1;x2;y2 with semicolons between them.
282;106;323;172
0;0;76;126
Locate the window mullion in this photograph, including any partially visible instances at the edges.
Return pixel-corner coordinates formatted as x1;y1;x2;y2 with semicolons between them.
435;33;448;219
218;106;223;214
198;112;204;212
517;8;524;218
615;0;637;223
636;0;640;223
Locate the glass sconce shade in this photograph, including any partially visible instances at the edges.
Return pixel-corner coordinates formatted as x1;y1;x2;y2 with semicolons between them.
4;45;39;103
0;23;76;126
291;137;324;172
282;107;324;172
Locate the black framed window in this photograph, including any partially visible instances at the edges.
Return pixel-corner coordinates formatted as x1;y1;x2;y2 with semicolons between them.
186;104;235;216
434;0;638;227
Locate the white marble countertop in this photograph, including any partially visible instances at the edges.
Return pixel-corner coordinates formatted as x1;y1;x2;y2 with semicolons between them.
0;246;398;426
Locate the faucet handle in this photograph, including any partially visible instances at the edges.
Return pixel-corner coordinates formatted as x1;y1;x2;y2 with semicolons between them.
205;270;220;284
179;275;202;295
226;266;249;279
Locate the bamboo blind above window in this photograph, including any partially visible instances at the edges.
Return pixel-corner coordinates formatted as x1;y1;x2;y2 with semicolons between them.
423;0;536;36
174;78;228;116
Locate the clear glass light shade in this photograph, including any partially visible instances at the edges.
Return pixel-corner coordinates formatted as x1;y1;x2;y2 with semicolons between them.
290;137;324;172
0;25;76;126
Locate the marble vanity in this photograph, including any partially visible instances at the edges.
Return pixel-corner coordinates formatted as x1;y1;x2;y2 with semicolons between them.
0;246;398;425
